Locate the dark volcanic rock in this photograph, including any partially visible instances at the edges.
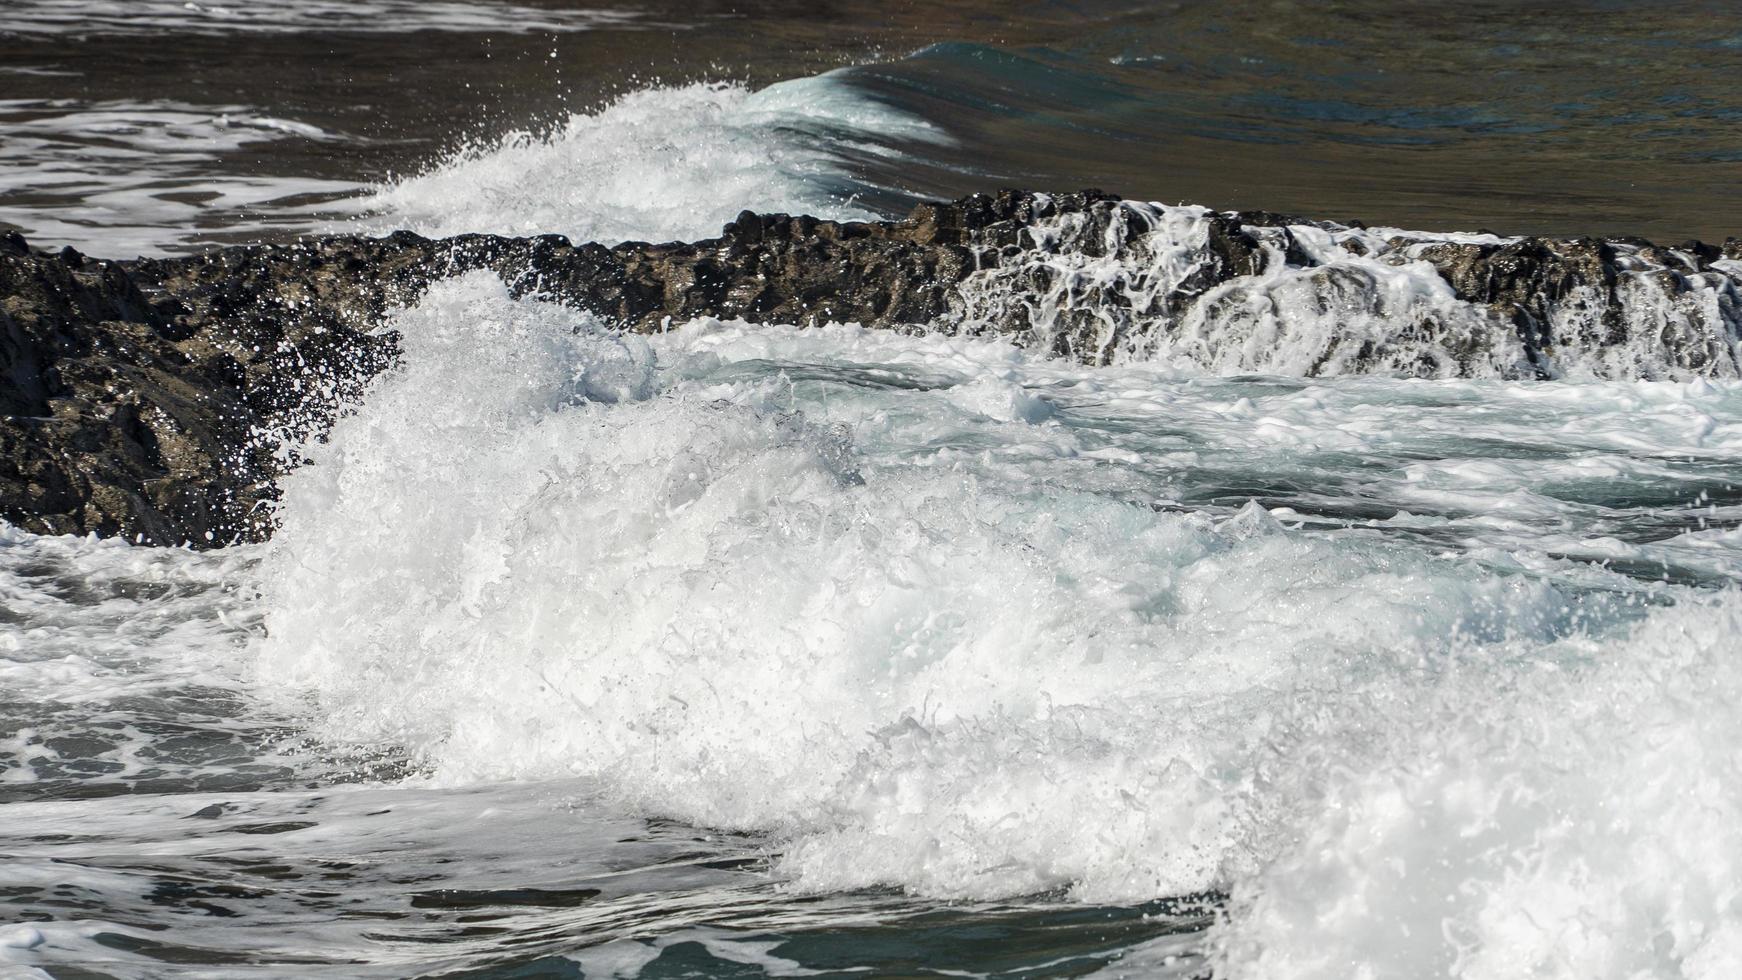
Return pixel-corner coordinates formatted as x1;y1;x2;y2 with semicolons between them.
1413;238;1624;373
1;236;390;544
3;191;1740;546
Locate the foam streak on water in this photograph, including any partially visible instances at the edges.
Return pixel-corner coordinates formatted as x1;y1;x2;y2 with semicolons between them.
0;98;358;257
0;0;642;37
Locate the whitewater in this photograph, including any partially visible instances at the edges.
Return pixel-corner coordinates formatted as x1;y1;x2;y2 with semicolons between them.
6;74;1742;979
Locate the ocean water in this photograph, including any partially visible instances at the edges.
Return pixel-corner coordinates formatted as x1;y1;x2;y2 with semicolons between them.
6;0;1742;253
5;1;1742;978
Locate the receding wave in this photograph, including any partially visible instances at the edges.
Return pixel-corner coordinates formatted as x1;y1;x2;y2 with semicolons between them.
946;198;1742;380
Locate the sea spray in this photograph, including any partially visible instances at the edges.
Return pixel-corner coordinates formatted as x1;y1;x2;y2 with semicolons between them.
8;6;1742;973
4;272;1739;974
256;274;1687;917
366;76;946;247
1213;594;1742;980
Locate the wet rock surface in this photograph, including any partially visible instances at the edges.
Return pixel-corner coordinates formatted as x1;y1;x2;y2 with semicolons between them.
4;191;1740;545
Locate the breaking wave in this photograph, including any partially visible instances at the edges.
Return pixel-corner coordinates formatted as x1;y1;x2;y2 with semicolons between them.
246;272;1742;976
366;75;946;247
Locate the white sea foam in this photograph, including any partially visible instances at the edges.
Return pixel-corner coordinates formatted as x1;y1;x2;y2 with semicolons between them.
0;74;939;257
1215;594;1742;980
0;98;356;256
4;272;1741;973
240;275;1742;979
0;0;641;37
953;202;1742;379
0;526;298;792
364;76;946;246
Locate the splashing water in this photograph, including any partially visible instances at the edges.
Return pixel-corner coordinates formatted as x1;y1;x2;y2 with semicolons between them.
950;201;1742;380
6;49;1742;974
364;76;947;247
95;271;1714;976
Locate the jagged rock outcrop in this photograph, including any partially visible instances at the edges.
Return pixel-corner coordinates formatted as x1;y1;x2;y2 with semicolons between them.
3;190;1740;545
0;233;384;545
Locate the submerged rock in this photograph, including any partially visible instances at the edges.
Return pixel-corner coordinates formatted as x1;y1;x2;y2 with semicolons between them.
3;191;1740;545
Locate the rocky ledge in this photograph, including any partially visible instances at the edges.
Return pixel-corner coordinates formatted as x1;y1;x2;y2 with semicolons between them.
4;189;1741;545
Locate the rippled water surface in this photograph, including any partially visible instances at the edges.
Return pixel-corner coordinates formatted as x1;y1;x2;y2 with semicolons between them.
4;0;1742;253
4;2;1742;978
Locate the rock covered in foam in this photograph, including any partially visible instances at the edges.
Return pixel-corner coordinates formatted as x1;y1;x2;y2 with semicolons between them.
948;197;1742;376
2;191;1741;544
